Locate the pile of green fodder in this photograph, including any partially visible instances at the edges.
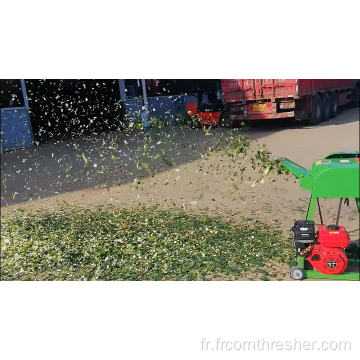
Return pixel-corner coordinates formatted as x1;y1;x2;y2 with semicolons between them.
1;206;292;281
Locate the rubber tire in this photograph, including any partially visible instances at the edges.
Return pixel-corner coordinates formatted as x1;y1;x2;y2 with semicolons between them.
289;266;305;280
307;94;322;125
321;93;331;122
220;113;238;128
354;84;360;108
329;92;338;118
245;120;261;128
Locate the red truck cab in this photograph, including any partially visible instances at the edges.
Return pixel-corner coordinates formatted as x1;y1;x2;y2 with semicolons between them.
186;85;223;126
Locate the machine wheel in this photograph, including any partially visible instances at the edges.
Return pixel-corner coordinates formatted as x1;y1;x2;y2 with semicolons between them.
220;113;238;128
321;93;331;122
289;266;305;280
329;92;338;118
307;94;322;125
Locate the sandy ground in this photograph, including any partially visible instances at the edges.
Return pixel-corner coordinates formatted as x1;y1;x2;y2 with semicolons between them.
1;107;359;279
242;107;359;167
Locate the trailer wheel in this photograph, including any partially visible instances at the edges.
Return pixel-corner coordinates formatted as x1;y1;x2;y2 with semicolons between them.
329;92;338;118
321;93;331;121
289;266;305;280
220;113;237;128
307;94;322;125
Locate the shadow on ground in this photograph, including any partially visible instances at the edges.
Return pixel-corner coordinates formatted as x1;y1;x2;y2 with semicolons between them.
1;125;237;206
1;107;358;207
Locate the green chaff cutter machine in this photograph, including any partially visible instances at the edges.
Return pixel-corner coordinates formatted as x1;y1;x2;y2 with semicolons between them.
283;152;360;280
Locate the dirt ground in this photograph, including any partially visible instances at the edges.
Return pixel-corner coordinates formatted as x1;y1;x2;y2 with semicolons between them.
1;107;359;280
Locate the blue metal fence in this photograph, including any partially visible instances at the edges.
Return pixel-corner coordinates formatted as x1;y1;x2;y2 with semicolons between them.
1;79;33;152
1;80;197;152
0;107;33;152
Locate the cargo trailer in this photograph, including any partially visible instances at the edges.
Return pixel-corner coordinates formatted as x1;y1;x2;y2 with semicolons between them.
220;79;360;127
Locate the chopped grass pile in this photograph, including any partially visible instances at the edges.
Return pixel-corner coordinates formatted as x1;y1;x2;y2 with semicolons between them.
1;207;293;280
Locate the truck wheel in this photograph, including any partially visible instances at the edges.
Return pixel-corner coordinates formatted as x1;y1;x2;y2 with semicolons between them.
329;92;338;118
321;93;331;121
354;84;360;108
307;94;322;125
246;120;262;128
220;113;237;128
289;266;305;280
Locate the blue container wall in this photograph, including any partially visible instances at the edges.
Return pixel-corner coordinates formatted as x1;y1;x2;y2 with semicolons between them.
0;108;33;152
123;95;197;123
148;95;185;122
183;95;198;105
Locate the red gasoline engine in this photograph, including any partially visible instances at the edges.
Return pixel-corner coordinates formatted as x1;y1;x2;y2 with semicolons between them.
292;197;354;276
307;225;349;275
293;221;350;275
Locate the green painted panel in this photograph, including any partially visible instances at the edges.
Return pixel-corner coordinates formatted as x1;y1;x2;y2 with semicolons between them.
303;270;359;280
283;152;360;198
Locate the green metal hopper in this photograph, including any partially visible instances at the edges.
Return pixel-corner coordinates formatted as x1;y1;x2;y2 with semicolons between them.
283;151;360;280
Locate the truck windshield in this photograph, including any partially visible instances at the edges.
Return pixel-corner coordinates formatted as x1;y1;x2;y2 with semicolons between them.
197;89;222;112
